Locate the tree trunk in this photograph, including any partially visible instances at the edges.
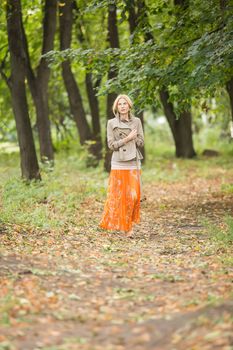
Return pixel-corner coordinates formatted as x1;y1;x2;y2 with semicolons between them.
173;0;195;158
137;0;154;42
226;77;233;123
33;88;53;162
220;0;228;10
85;72;102;160
20;0;56;162
59;0;92;145
127;1;145;161
104;4;120;172
159;89;196;158
127;0;137;40
36;0;57;161
6;0;40;180
174;0;189;7
72;0;103;159
220;1;233;124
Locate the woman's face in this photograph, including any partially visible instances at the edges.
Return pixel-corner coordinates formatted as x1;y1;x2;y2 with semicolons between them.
117;98;130;115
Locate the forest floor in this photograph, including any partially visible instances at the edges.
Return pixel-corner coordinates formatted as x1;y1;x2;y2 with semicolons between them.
0;157;233;350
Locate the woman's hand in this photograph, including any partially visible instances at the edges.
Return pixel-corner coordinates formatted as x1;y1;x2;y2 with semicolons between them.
125;129;137;143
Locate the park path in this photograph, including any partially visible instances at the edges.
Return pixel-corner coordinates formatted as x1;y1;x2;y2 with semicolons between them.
0;174;233;350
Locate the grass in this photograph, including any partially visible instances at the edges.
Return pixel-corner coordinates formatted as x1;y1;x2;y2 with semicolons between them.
206;216;233;246
0;125;232;233
0;151;108;231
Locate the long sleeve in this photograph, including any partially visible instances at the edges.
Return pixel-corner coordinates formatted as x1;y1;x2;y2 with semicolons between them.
107;120;125;151
135;119;144;148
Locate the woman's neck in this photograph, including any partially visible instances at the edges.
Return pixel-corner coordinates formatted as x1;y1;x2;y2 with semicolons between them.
120;113;129;121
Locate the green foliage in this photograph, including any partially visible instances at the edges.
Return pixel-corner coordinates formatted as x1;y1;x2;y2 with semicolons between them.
46;0;233;110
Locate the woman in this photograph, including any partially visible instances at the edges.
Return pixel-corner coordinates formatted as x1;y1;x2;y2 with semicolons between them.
99;94;144;237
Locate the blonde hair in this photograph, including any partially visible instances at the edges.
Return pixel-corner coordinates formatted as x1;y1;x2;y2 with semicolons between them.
112;94;134;119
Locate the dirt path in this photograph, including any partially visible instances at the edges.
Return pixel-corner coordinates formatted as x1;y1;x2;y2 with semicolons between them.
0;176;233;350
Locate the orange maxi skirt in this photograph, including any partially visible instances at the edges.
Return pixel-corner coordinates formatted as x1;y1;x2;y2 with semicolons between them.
99;169;141;232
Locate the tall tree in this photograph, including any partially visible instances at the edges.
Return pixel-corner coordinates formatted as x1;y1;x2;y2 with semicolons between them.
220;0;233;123
226;78;233;123
6;0;40;180
104;3;120;172
73;1;102;160
59;0;92;145
162;0;196;158
126;0;145;161
21;0;57;162
136;0;196;158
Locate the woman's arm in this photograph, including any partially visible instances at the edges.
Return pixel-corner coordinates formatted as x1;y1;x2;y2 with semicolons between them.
135;119;144;148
